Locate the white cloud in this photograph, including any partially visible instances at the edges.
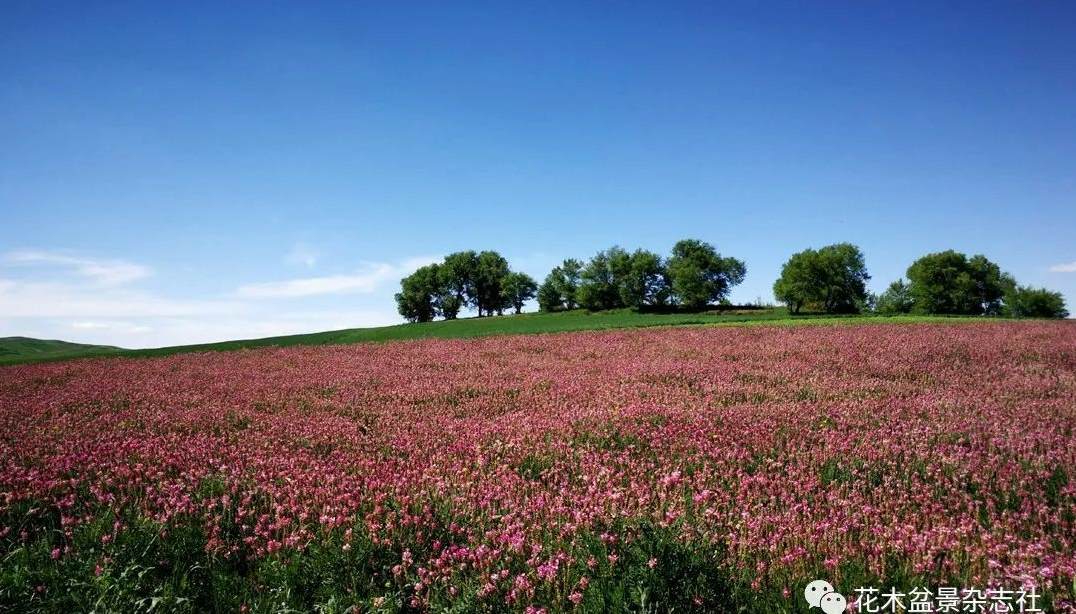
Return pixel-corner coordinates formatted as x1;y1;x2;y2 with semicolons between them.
1049;261;1076;273
0;249;432;348
4;249;152;285
70;321;153;334
235;257;437;299
0;280;243;318
127;310;401;347
285;242;320;268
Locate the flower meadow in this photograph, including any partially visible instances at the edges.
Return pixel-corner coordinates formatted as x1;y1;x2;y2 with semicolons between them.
1;322;1074;612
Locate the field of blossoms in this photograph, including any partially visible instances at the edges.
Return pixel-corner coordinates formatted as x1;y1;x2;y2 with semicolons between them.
1;321;1074;612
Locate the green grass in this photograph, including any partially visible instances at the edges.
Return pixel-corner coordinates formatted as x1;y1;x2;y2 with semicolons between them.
0;308;1004;367
0;337;118;363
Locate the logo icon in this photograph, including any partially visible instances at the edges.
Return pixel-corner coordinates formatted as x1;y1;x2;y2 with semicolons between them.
805;579;846;614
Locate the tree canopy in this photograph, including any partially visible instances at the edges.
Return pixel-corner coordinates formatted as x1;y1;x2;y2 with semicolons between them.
396;250;531;322
906;250;1006;315
1005;285;1069;319
577;247;630;311
874;279;914;315
665;239;746;310
773;243;870;314
538;259;583;312
399;243;1068;323
394;264;443;323
501;272;538;315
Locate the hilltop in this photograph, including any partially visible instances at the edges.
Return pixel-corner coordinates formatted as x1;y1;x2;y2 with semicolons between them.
0;337;119;363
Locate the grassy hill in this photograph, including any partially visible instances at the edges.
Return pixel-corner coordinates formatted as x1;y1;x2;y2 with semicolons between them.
0;337;119;363
0;308;990;367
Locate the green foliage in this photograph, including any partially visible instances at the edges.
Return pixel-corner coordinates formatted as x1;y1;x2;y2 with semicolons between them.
439;251;480;319
396;251;524;321
0;502;408;613
875;279;914;315
474;251;511;316
578;247;630;311
575;247;674;311
619;249;669;309
538;259;583;312
537;278;563;312
665;239;746;310
1005;285;1069;319
395;264;443;323
906;250;1007;315
500;272;538;315
773;243;871;314
568;522;738;612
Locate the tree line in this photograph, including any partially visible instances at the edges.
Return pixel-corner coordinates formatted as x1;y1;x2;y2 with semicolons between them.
537;239;745;312
395;251;539;322
397;240;1068;321
770;244;1067;318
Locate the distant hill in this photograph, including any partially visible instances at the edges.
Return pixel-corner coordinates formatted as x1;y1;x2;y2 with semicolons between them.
0;308;990;367
0;337;120;362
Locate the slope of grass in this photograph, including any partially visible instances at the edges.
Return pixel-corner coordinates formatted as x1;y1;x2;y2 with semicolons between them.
0;308;1003;367
0;337;118;362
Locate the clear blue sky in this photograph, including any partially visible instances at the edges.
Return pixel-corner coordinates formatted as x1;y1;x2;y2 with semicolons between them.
2;1;1074;346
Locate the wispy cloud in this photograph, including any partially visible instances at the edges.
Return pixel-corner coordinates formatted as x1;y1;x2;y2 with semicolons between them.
70;321;153;334
1049;261;1076;273
235;257;437;299
0;249;434;348
0;280;243;318
285;242;320;269
4;250;151;285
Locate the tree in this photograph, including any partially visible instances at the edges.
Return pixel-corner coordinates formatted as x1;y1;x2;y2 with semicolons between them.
501;272;538;314
1005;286;1069;318
666;239;746;310
578;247;630;311
395;264;442;323
619;249;669;309
537;259;583;312
773;243;870;314
438;293;464;320
439;251;478;318
555;259;582;310
474;251;510;316
537;277;563;312
906;250;1006;315
875;279;914;315
968;255;1006;315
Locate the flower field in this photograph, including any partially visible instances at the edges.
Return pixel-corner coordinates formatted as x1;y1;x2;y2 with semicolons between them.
1;322;1074;612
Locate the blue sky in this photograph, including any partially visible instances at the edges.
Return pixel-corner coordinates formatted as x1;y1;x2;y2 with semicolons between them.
2;1;1074;347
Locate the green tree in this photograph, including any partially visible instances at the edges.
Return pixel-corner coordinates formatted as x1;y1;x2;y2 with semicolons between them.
556;259;583;309
395;264;442;323
474;251;510;316
666;239;746;310
439;251;479;318
537;259;583;312
875;279;914;315
906;250;1006;315
438;293;464;320
578;247;630;311
1005;286;1069;318
773;243;870;314
501;272;538;314
619;249;669;309
537;277;563;312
